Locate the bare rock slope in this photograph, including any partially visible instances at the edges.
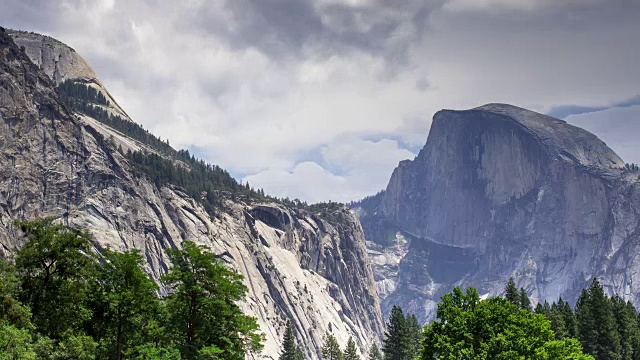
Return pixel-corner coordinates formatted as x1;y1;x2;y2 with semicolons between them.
355;103;640;324
0;28;383;359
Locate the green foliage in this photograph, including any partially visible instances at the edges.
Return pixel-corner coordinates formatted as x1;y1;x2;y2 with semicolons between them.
0;323;37;360
132;344;182;360
382;306;406;360
1;219;262;360
57;79;174;155
279;321;303;360
420;287;592;360
534;338;594;360
162;241;263;359
406;314;422;359
0;260;31;328
368;343;383;360
611;295;640;360
86;249;160;359
322;333;343;360
519;288;531;311
576;279;622;360
382;306;418;360
344;337;360;360
504;278;520;306
14;218;95;339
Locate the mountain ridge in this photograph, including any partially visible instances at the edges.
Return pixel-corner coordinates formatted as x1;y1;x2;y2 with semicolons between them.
0;27;384;359
356;102;640;323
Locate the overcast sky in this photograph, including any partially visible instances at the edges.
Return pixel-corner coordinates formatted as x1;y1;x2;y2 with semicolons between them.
2;0;639;203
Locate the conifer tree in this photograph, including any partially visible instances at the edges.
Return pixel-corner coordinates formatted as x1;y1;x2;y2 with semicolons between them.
505;278;520;306
519;287;531;311
368;343;383;360
535;300;552;317
322;332;343;360
576;278;621;360
611;296;639;360
549;301;568;340
405;314;422;359
344;337;360;360
382;306;410;360
557;298;577;339
280;321;299;360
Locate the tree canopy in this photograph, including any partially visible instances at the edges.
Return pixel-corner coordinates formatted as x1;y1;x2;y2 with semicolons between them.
421;287;593;360
0;218;263;360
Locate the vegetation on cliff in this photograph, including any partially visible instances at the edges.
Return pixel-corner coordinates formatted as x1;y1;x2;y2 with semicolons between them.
0;218;262;359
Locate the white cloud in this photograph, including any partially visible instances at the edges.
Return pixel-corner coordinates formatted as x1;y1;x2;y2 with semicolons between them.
245;138;414;202
1;0;639;203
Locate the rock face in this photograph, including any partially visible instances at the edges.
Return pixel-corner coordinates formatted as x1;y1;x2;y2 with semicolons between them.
8;29;131;121
354;103;640;324
0;28;383;359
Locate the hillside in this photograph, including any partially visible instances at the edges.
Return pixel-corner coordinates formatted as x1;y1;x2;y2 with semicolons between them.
0;27;384;359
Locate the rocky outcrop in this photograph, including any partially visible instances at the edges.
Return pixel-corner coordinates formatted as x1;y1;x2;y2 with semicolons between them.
354;103;640;324
8;29;131;121
0;28;383;359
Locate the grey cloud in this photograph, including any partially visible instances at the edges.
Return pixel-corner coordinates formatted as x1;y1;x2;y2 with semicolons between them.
548;95;640;119
184;0;442;73
0;0;64;32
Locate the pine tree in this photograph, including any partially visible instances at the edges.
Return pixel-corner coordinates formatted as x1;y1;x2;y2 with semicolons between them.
322;332;343;360
549;301;568;340
535;300;551;317
519;287;531;311
280;321;298;360
368;343;383;360
382;306;410;360
405;314;421;359
344;337;360;360
558;297;577;339
612;296;639;360
504;278;520;306
576;278;621;360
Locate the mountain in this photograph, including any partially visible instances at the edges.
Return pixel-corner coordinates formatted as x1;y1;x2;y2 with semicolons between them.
0;28;384;359
354;103;640;324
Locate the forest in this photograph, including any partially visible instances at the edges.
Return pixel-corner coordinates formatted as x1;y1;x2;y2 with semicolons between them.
304;277;640;360
57;79;341;218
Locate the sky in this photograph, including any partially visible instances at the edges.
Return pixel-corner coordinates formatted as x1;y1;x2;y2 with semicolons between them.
2;0;639;203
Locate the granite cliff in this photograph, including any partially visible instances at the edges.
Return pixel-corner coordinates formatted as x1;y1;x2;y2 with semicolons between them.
0;28;384;359
355;103;640;324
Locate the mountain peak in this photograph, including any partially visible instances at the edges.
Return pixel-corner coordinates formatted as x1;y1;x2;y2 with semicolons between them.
7;29;131;121
434;103;624;171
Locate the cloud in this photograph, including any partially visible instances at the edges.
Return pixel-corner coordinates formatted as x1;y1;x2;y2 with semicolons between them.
244;138;414;202
1;0;639;202
565;104;640;165
547;95;640;119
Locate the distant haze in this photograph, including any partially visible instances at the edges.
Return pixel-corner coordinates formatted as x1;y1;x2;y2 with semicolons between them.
2;0;639;202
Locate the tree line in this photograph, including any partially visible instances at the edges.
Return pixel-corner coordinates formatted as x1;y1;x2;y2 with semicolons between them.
325;277;638;360
57;79;343;217
277;303;421;360
0;218;263;359
293;278;601;360
57;80;175;156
